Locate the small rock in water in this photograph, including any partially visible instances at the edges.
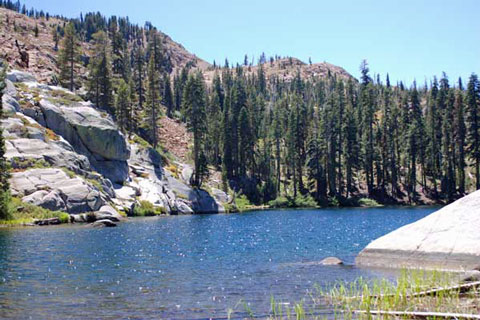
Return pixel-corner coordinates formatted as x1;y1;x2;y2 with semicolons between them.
320;257;344;265
91;219;117;228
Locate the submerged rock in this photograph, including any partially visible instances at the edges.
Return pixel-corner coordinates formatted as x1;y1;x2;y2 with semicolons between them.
92;219;117;227
356;190;480;271
320;257;344;265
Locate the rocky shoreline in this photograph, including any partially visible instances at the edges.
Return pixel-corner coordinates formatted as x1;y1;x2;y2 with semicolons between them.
2;70;229;225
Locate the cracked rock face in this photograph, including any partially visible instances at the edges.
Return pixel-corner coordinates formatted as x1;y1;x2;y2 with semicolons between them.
3;70;227;217
10;168;105;214
356;190;480;271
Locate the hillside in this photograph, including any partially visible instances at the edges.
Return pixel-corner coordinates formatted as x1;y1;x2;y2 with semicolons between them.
0;7;211;83
0;7;354;86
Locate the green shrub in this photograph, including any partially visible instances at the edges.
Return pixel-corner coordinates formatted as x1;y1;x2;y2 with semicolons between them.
293;194;318;208
268;194;318;208
268;196;290;208
358;197;381;207
329;196;340;207
58;212;70;223
132;200;166;216
235;194;252;211
223;202;238;213
0;197;70;225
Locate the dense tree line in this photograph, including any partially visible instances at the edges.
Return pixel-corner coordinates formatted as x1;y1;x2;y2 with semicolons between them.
54;10;480;206
4;2;480;206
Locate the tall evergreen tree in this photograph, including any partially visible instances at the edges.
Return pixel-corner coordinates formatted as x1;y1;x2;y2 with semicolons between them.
467;74;480;189
145;54;160;148
163;73;174;117
133;45;145;111
183;72;208;186
57;22;80;92
115;79;132;135
454;81;466;194
87;31;113;110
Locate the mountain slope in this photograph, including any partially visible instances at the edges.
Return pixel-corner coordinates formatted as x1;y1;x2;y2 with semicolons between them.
0;7;354;85
0;7;211;82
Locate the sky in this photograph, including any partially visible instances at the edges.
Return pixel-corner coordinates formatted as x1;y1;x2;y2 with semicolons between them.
23;0;480;86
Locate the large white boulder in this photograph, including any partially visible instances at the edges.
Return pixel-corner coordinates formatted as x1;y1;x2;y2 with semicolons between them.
39;100;130;161
356;190;480;271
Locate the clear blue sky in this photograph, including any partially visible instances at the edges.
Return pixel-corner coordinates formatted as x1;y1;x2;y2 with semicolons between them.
24;0;480;85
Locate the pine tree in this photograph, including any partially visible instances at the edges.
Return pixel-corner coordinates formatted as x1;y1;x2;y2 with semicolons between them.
406;82;424;203
163;73;174;117
133;45;145;111
115;79;132;135
183;72;207;187
145;54;160;148
359;61;375;196
57;22;80;92
454;81;466;194
87;31;113;110
467;74;480;189
306;109;326;201
52;27;59;51
426;77;440;198
238;106;254;177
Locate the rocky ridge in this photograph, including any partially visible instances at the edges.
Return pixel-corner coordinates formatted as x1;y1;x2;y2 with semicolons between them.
2;70;227;224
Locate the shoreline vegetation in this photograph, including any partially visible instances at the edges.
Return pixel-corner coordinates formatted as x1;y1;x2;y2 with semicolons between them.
226;269;480;320
0;195;386;227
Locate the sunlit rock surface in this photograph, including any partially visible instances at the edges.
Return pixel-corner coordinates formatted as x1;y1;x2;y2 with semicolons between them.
356;190;480;271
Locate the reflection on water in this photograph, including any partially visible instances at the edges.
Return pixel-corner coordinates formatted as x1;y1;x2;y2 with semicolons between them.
0;207;435;319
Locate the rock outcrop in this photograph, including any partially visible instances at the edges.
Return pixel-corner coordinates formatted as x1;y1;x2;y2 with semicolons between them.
2;70;227;222
356;190;480;271
10;168;105;213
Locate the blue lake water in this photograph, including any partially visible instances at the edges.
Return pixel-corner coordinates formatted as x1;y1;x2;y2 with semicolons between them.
0;207;436;319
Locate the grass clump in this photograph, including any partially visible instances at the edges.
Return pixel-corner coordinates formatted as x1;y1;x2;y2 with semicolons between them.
166;164;179;179
86;178;104;193
0;197;69;225
47;89;82;106
132;200;166;216
11;157;51;171
324;269;479;319
228;269;480;319
61;168;76;178
129;134;151;149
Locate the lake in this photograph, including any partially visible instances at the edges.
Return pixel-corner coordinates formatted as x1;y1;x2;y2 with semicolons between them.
0;207;436;319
